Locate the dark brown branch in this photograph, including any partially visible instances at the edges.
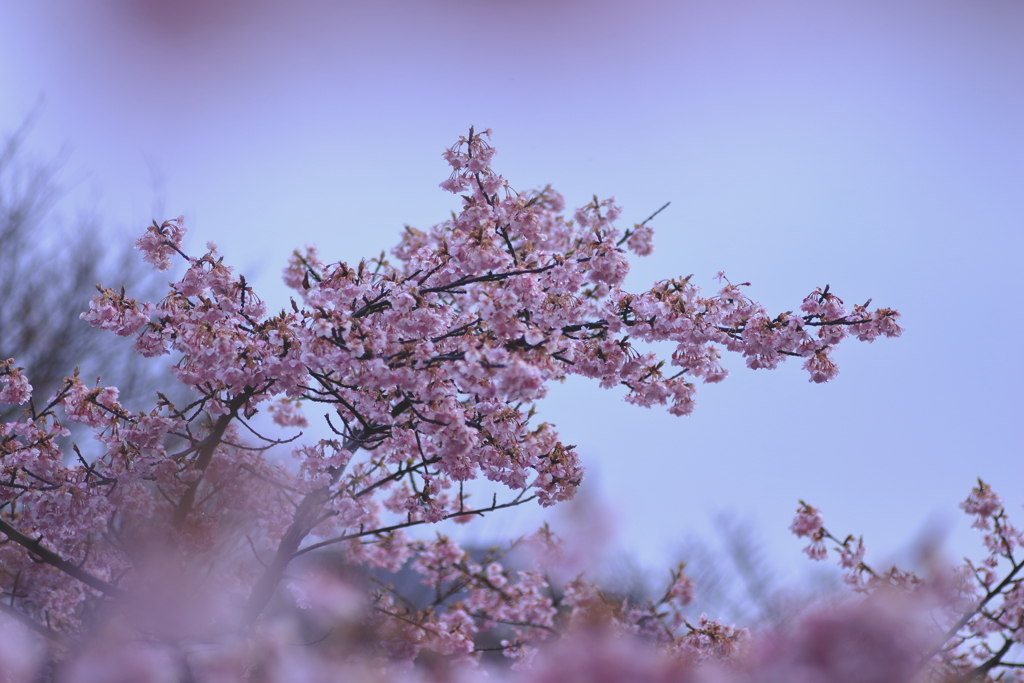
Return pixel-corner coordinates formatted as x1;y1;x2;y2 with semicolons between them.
920;555;1023;670
292;493;537;557
172;389;254;528
963;637;1015;681
354;456;442;500
241;429;368;626
419;261;568;295
0;517;126;600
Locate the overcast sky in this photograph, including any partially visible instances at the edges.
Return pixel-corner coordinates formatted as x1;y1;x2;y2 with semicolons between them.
2;0;1021;585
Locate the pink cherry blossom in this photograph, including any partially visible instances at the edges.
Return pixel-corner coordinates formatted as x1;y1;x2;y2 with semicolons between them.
626;223;655;257
959;479;1003;523
135;216;186;271
790;501;824;540
0;359;32;405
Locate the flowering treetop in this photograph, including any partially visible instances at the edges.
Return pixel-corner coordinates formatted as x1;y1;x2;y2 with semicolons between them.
0;128;912;680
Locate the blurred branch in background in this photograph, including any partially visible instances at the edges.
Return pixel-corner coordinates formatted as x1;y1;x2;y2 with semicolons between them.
0;121;183;427
673;515;840;628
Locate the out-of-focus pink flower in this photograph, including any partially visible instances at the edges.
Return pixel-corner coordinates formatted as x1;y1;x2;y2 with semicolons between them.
626;224;655;257
0;617;43;683
791;502;830;561
790;502;824;540
666;565;696;607
745;599;926;683
524;631;689;683
269;398;309;428
288;569;365;623
804;538;828;561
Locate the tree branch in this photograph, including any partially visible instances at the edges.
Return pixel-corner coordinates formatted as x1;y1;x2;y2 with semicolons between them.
0;517;126;600
172;388;255;528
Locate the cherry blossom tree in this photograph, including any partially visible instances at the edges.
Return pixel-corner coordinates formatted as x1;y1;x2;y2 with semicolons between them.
4;128;1013;682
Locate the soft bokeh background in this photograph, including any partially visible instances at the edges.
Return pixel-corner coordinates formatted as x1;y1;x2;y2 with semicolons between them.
2;0;1021;586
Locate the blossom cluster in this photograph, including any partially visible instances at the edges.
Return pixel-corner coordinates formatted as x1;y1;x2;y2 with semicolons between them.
792;480;1024;680
0;359;32;405
0;129;915;680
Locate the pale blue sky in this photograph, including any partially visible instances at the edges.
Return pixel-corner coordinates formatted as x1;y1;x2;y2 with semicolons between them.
1;0;1021;582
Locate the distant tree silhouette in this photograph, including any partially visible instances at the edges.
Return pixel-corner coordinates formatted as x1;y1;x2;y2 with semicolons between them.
0;123;178;426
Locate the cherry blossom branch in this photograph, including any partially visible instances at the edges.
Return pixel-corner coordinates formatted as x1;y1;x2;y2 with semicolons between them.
923;559;1024;669
291;492;537;557
171;388;256;527
242;426;373;625
0;128;907;673
0;517;126;600
243;484;337;625
419;262;565;294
